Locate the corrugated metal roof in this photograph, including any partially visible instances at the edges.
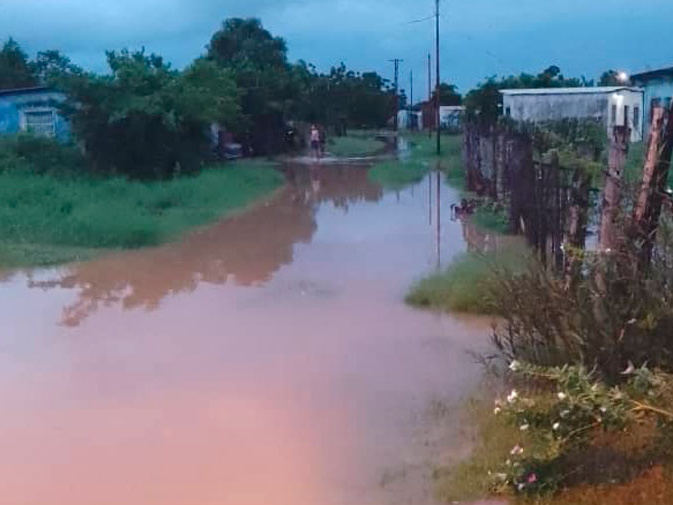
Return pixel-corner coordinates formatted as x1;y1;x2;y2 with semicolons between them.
0;86;50;97
631;67;673;81
500;86;643;96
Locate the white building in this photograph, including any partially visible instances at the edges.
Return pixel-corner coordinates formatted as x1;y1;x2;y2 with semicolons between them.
501;87;644;143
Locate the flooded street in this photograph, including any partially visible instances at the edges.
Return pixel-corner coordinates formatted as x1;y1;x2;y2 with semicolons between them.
0;162;494;505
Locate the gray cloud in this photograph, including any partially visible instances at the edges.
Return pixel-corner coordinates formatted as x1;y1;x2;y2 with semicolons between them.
1;0;672;91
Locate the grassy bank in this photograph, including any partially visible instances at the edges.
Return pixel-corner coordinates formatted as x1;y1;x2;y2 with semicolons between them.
0;160;283;268
368;132;463;190
406;246;527;315
328;134;386;157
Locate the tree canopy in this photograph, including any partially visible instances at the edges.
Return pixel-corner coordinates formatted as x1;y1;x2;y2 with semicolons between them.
465;66;591;123
63;50;240;178
0;38;37;90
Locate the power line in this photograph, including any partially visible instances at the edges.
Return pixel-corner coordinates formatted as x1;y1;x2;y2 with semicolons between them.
389;58;403;131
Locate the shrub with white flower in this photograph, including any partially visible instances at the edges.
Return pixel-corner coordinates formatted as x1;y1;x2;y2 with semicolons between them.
488;362;673;496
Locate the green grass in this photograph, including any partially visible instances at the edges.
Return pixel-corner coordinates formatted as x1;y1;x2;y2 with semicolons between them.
328;135;386;157
368;159;430;190
0;159;283;268
406;246;528;314
368;133;463;190
472;203;511;234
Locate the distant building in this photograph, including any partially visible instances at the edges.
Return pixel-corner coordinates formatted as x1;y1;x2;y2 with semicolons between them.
419;102;465;131
501;86;644;143
397;109;422;130
0;87;70;141
631;67;673;135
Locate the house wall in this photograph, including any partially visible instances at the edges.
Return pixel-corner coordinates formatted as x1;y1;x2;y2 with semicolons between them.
0;90;70;142
503;90;643;142
631;77;673;136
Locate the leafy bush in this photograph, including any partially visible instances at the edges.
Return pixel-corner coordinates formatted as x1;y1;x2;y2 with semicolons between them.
63;50;240;179
490;234;673;382
489;362;673;496
0;134;86;175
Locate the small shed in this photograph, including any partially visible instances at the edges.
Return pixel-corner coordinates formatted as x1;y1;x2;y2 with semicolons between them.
0;87;70;141
631;67;673;135
501;86;644;143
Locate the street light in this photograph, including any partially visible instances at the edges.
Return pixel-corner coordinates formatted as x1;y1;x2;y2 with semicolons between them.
617;71;629;83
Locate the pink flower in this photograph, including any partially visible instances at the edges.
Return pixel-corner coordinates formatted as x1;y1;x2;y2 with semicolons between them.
527;473;538;484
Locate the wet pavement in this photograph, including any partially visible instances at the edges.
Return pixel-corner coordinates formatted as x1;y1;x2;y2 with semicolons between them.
0;162;498;505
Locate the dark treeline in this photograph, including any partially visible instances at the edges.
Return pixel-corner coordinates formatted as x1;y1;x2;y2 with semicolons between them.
0;19;399;178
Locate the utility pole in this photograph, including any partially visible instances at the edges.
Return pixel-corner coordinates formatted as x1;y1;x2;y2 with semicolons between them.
435;0;441;155
410;70;414;130
389;58;403;131
427;53;432;137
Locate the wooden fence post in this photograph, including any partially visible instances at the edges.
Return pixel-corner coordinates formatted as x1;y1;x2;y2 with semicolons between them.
632;105;673;266
599;125;630;251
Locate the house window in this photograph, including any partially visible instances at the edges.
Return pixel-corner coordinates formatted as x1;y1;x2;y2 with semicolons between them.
505;106;511;117
634;106;640;131
611;104;617;125
20;108;56;138
624;105;630;127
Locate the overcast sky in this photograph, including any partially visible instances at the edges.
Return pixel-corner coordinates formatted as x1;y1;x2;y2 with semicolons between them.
1;0;672;95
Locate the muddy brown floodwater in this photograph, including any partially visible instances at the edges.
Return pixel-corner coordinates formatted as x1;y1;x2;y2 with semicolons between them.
0;161;499;505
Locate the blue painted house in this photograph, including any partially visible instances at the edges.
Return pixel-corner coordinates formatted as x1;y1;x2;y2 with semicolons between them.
631;67;673;136
0;86;70;142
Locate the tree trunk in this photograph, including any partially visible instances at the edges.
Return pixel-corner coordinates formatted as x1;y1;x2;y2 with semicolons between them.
599;126;630;251
632;106;673;267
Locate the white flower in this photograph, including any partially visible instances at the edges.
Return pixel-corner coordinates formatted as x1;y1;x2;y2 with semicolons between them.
621;361;635;375
509;360;521;372
507;390;519;403
520;423;530;431
606;248;612;254
494;407;502;415
552;422;561;431
510;444;524;456
506;459;512;466
600;406;607;413
557;392;567;401
560;409;570;418
517;483;526;491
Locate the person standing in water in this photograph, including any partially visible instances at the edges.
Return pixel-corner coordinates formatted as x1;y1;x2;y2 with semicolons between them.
310;124;321;160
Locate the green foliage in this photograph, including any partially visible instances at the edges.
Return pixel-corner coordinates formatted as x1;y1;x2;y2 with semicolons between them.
0;161;282;267
368;159;428;190
327;135;385;157
472;202;510;234
63;50;240;178
489;362;673;496
432;82;463;106
491;230;673;382
292;61;396;131
0;134;86;175
0;38;37;90
599;70;629;86
466;66;591;124
406;247;528;314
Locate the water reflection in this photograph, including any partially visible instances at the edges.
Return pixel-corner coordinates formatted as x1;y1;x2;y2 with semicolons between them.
26;164;383;327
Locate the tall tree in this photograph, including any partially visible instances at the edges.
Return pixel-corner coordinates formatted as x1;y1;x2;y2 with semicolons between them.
465;66;589;123
0;38;37;90
64;50;240;179
432;83;462;106
207;18;295;154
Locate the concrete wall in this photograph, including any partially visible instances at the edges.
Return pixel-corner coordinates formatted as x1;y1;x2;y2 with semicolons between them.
503;90;643;142
0;90;70;142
